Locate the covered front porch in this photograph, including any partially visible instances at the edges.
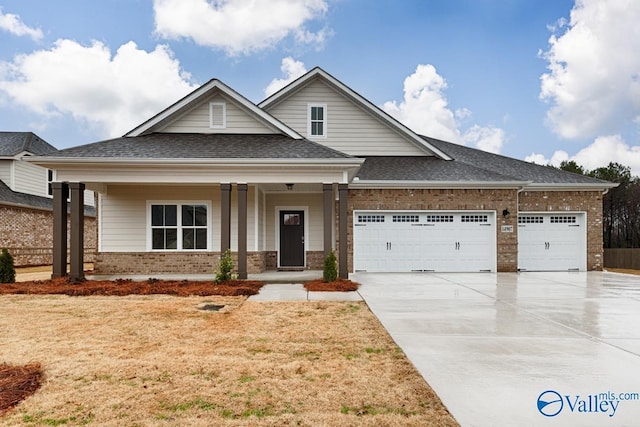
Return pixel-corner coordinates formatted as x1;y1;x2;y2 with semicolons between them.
51;180;353;282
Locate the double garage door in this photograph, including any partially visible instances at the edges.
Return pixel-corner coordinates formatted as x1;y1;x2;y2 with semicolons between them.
517;213;586;271
353;211;496;272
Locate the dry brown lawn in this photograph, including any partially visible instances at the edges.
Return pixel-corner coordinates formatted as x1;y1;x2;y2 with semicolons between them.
0;294;458;426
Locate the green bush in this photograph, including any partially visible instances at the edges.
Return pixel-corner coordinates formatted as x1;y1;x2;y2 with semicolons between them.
323;250;338;283
0;248;16;283
215;249;234;283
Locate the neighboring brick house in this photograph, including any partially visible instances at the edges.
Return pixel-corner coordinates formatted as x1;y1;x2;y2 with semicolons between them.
0;132;96;266
29;68;616;280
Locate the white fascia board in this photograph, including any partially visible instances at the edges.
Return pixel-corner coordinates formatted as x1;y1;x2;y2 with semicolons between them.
349;179;531;189
259;67;453;160
27;156;364;168
522;182;619;191
125;79;303;139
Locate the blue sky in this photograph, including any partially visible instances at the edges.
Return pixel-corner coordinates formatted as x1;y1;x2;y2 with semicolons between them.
1;0;639;174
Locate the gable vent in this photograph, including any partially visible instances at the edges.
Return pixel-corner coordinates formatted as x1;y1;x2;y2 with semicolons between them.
209;102;226;129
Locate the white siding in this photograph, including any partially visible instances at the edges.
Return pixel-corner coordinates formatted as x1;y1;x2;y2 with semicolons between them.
0;161;12;188
162;93;276;134
257;188;265;251
265;192;324;251
13;160;48;197
265;79;427;156
100;184;258;252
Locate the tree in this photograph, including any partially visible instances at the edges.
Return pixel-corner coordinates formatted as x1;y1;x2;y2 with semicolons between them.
0;248;16;283
559;160;586;175
323;251;338;283
215;249;234;283
590;163;636;248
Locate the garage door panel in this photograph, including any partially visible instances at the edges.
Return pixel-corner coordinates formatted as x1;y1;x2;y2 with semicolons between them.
518;213;585;271
353;211;496;273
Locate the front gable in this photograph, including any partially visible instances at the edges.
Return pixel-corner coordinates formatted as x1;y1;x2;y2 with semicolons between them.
126;79;301;139
260;68;452;159
162;91;277;134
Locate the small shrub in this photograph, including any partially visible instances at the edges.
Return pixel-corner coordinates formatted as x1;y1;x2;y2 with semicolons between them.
323;251;338;283
0;248;16;284
215;249;234;283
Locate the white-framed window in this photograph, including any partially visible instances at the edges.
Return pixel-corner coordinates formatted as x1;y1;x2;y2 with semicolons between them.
308;103;327;138
148;202;210;251
209;102;226;129
47;169;54;196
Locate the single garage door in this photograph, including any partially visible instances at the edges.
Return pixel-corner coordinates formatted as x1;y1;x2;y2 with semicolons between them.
517;213;586;271
353;211;496;272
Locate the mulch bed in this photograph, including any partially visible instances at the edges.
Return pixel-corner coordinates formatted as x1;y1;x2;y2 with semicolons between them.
0;277;265;297
0;364;43;417
304;278;360;292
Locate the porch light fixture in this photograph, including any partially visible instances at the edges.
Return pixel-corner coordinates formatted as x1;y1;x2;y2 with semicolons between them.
502;209;510;218
286;183;294;191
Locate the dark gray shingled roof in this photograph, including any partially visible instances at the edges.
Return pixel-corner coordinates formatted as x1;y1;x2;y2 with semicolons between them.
355;156;522;182
0;179;95;216
0;132;57;156
422;136;613;185
45;133;352;160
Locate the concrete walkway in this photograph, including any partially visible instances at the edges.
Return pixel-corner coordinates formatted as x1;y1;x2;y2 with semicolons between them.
353;271;640;427
248;283;362;302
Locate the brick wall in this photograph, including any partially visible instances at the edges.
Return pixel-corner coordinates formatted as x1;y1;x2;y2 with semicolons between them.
347;188;519;272
95;251;268;276
0;205;96;266
519;190;604;270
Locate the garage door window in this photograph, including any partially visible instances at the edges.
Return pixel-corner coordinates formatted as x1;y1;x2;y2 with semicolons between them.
358;214;385;223
461;214;488;222
518;216;544;224
425;215;453;222
393;214;419;222
550;216;577;223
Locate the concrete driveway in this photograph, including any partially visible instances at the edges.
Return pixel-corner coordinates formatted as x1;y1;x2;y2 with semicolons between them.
353;271;640;427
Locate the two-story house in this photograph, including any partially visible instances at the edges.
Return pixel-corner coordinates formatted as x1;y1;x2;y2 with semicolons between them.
0;132;96;266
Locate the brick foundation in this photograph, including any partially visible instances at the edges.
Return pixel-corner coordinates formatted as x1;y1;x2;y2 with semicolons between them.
95;251;270;276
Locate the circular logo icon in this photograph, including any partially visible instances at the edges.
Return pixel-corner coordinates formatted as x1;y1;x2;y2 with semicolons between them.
537;390;563;417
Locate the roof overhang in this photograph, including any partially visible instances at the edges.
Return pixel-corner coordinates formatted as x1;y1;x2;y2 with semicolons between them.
349;179;532;189
28;156;365;186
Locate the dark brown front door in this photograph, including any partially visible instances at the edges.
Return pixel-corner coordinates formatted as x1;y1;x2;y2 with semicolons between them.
280;210;304;267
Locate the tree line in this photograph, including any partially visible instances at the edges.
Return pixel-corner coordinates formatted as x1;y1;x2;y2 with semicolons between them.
558;161;639;248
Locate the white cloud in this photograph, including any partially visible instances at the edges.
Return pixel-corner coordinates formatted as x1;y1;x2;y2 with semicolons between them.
382;64;506;153
264;57;307;98
382;64;461;143
153;0;330;55
540;0;640;139
0;7;43;41
0;39;197;137
463;125;505;154
525;135;640;176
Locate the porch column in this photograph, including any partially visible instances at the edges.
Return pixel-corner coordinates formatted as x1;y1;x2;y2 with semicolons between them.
323;184;333;258
69;182;85;282
338;183;348;279
220;184;231;253
237;184;248;280
51;182;68;278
